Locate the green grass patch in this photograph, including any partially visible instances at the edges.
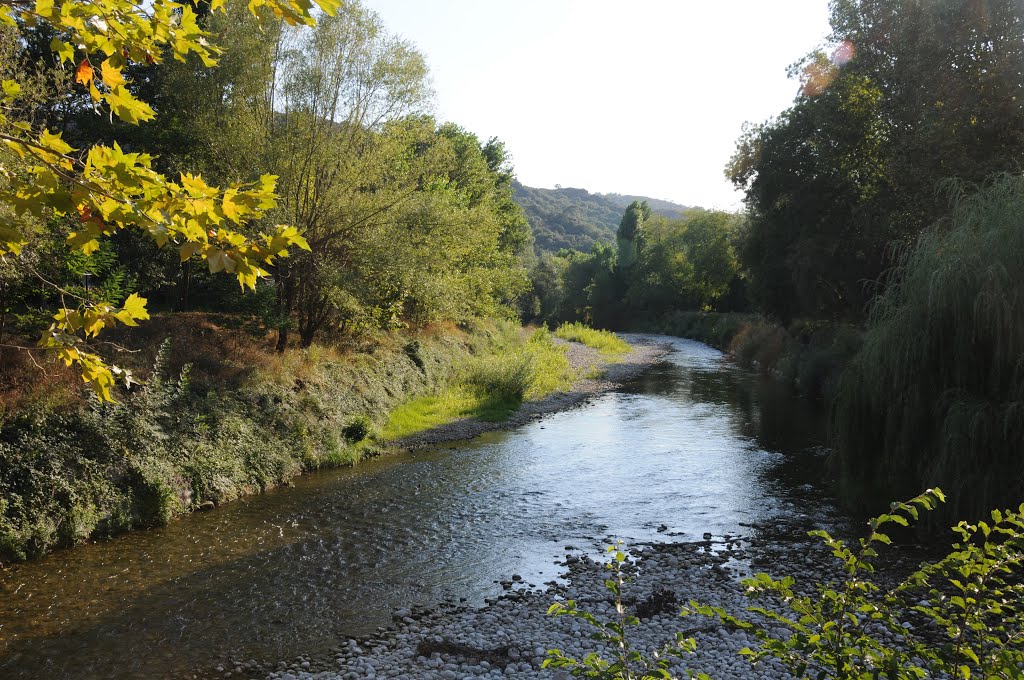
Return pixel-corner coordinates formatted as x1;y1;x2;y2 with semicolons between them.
524;326;576;399
378;388;480;441
379;327;580;441
554;322;631;359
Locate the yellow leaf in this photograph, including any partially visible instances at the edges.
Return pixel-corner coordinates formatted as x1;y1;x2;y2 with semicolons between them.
104;86;155;124
121;293;150;322
0;218;26;255
180;173;214;197
39;129;74;155
49;37;74;64
221;188;241;223
100;58;125;87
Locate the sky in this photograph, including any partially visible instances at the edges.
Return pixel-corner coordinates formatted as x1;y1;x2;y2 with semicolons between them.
360;1;833;210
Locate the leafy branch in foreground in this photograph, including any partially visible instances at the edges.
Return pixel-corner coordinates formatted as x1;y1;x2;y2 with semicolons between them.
0;0;338;399
544;542;709;680
688;488;1024;679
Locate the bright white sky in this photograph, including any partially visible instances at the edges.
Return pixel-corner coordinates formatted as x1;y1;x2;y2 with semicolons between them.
361;1;833;210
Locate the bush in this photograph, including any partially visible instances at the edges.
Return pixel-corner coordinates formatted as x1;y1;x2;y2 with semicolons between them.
462;352;535;403
688;488;1024;679
341;415;373;443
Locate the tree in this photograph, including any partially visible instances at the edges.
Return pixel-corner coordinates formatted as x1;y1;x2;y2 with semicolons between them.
0;0;338;399
730;0;1024;323
615;199;650;269
832;175;1024;522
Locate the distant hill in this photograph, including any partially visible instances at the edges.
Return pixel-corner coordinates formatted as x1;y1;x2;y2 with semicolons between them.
512;182;693;253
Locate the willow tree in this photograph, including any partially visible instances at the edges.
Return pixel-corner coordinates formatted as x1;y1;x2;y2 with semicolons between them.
832;175;1024;522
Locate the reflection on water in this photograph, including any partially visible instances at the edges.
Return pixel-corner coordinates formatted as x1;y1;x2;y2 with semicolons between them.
0;336;835;680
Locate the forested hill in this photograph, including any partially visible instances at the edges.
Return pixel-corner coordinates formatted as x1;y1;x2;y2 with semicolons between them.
513;182;693;253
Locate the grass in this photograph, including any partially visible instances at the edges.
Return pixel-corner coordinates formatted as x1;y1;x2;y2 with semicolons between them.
378;388;480;441
524;326;576;399
379;327;579;441
553;322;631;359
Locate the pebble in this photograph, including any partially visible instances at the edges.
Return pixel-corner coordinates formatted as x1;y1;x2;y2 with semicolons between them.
252;532;861;680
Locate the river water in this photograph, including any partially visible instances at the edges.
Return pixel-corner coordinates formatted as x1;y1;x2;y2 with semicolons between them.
0;336;837;680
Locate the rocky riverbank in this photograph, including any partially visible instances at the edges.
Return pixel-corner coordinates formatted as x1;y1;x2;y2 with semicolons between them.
243;525;855;680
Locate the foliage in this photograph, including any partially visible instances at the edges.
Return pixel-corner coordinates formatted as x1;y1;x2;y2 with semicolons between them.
616;200;651;269
832;174;1024;521
688;488;1024;679
544;543;709;680
0;319;507;562
462;352;535;405
0;0;336;399
529;205;745;331
555;322;630;359
523;325;576;400
730;0;1024;323
626;211;743;318
341;415;373;443
650;311;755;352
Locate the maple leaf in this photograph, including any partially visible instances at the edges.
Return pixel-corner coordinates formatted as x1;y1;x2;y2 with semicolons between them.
75;58;94;86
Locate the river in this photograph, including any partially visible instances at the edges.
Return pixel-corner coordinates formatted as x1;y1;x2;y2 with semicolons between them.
0;336;838;680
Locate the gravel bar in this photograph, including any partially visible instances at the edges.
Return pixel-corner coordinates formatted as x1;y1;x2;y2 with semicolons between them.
247;531;889;680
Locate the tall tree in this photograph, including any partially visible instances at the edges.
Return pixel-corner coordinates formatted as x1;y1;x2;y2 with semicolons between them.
730;0;1024;323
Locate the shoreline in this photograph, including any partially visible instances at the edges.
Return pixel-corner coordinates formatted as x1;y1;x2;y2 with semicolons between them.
247;525;854;680
387;336;672;452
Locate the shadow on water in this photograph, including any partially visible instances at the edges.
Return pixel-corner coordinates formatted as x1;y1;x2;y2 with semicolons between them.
0;335;839;680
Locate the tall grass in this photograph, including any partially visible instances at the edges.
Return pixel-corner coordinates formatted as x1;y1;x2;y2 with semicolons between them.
554;322;631;358
832;174;1024;522
379;327;578;441
524;326;576;399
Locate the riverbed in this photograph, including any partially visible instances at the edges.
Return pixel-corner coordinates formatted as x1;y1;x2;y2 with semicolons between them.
0;336;839;680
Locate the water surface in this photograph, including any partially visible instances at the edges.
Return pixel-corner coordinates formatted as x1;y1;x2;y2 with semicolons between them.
0;336;834;679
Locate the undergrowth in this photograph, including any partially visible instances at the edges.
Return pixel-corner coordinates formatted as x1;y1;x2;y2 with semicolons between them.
555;322;631;359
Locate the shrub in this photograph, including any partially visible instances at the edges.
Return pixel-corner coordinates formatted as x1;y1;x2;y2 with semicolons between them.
341;415;373;443
688;488;1024;679
462;352;535;403
545;543;708;680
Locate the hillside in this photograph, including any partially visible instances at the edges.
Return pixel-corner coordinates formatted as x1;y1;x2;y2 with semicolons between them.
512;182;692;253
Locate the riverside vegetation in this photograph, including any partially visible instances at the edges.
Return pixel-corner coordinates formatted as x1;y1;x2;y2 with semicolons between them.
0;319;632;562
0;0;536;562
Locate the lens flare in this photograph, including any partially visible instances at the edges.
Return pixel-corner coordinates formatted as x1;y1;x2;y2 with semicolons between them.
832;39;856;66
